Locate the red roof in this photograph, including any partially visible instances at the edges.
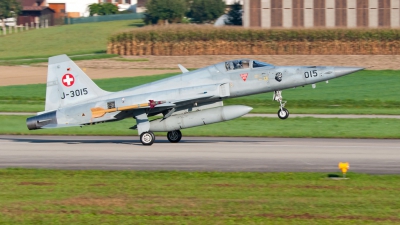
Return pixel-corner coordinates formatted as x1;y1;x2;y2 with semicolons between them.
23;6;53;11
21;0;45;7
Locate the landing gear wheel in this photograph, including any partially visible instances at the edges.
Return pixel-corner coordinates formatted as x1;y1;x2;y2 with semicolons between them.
150;132;155;141
140;132;155;146
278;108;289;120
167;130;182;143
273;90;289;120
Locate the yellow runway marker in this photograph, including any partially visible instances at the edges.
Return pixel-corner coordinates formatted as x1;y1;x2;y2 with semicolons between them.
338;162;350;178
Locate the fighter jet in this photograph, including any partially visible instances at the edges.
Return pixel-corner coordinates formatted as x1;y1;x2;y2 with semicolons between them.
26;55;363;145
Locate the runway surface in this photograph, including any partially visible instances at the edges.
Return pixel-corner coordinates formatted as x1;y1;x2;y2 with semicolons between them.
1;135;399;174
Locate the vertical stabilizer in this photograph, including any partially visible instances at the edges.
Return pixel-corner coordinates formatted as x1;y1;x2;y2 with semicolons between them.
45;54;111;112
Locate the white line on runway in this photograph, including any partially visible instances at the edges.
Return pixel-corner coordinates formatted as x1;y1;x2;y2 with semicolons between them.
244;114;400;119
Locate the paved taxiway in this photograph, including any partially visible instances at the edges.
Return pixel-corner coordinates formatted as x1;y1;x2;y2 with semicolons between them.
1;135;399;174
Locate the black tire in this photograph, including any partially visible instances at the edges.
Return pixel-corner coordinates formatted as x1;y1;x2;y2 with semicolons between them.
140;132;155;146
167;130;182;143
277;108;289;120
150;132;156;141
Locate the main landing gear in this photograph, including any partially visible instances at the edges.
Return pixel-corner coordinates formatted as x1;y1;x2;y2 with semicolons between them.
139;130;182;145
140;131;155;145
273;90;289;120
134;108;184;145
167;130;182;143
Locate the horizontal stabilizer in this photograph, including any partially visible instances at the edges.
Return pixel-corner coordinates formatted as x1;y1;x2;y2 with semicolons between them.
178;64;189;73
41;124;82;129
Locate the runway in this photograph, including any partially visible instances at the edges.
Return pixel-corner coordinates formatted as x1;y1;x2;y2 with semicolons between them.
1;135;399;174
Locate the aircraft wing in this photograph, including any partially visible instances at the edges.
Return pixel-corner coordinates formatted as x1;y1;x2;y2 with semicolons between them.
152;94;213;109
90;82;223;119
154;102;176;108
171;94;214;105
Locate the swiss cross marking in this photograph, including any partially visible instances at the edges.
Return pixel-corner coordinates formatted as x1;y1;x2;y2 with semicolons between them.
62;74;75;87
240;73;248;81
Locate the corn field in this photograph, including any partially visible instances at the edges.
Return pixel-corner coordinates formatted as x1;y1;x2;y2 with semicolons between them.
108;25;400;55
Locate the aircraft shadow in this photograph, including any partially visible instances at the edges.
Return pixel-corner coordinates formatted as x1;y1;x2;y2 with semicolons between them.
0;137;271;145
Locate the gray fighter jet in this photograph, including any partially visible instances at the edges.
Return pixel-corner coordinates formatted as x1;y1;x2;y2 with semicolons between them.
27;55;363;145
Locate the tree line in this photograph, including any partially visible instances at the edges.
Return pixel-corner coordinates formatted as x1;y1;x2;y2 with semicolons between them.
88;0;242;26
144;0;242;25
0;0;21;30
0;0;242;28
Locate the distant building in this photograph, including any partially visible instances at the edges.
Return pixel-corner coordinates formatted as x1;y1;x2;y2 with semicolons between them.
17;0;55;26
46;0;138;18
243;0;400;28
136;0;146;13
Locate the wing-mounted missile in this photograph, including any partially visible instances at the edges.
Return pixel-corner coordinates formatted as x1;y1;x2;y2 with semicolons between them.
91;100;172;118
149;100;168;108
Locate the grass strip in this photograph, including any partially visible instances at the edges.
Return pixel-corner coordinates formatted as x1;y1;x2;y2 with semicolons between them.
0;169;399;224
0;20;143;59
2;115;400;139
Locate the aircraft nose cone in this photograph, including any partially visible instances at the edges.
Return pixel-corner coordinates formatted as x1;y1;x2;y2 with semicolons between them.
334;67;364;77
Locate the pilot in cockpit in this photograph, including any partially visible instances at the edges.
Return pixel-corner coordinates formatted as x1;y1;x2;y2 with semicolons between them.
226;60;250;71
234;61;242;69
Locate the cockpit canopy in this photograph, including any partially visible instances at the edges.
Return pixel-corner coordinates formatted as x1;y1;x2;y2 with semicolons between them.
224;59;274;71
253;60;274;68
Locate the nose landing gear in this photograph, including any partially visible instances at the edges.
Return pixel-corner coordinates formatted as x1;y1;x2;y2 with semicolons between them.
273;90;289;120
278;108;289;119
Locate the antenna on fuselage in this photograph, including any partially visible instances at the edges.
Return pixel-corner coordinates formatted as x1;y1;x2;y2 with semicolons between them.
178;64;189;73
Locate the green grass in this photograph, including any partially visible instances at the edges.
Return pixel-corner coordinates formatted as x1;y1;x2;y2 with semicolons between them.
0;54;119;66
0;20;143;59
1;70;400;114
3;115;400;138
0;169;399;224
